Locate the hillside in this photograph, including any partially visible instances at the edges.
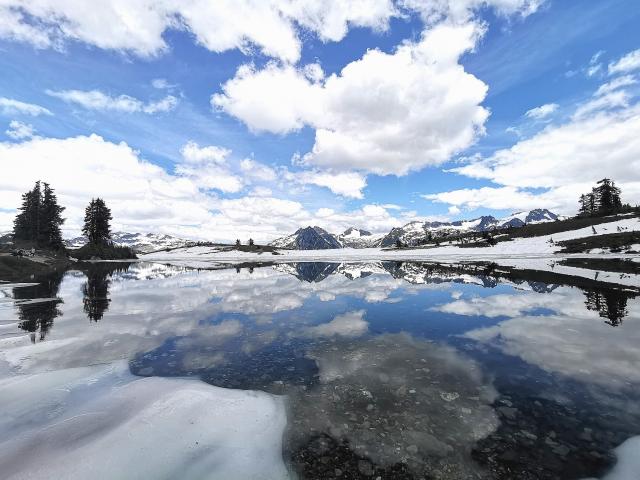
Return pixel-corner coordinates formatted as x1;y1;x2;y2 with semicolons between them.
269;226;342;250
379;209;559;247
143;215;640;263
65;232;194;253
336;228;383;248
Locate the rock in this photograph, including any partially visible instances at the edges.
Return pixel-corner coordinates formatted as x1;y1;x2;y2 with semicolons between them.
498;407;518;420
358;460;374;476
553;445;570;456
440;392;459;402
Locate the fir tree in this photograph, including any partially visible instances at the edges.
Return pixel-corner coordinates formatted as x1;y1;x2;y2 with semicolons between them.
593;178;622;215
578;194;592;217
577;179;623;217
13;181;41;243
40;183;65;248
13;181;65;248
587;191;596;216
13;190;33;241
83;198;113;245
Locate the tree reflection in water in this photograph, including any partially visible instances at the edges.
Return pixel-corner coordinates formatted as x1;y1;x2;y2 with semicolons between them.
15;269;65;343
14;262;133;341
584;288;631;327
81;263;132;322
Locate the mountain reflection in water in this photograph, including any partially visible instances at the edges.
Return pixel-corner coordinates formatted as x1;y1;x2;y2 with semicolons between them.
1;260;640;480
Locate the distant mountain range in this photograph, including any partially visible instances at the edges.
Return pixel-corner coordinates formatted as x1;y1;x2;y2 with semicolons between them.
65;232;194;253
7;208;559;253
379;209;559;247
270;209;559;250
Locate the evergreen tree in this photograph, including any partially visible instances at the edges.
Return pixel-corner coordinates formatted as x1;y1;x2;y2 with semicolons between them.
593;178;622;215
40;183;65;248
587;191;596;216
13;181;65;248
577;179;623;217
13;181;41;243
83;198;113;244
13;190;33;241
578;194;591;217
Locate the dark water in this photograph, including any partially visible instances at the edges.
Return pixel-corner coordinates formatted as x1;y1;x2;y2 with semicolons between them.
1;261;639;479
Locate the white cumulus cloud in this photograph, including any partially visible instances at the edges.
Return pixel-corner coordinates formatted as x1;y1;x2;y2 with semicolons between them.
287;170;367;199
5;120;35;139
213;22;490;176
175;141;242;193
0;0;400;63
432;103;640;213
0;133;407;240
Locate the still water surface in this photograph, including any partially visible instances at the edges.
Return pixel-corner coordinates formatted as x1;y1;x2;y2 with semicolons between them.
1;261;639;479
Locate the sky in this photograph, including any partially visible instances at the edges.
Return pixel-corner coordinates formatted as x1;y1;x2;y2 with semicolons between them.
1;0;639;242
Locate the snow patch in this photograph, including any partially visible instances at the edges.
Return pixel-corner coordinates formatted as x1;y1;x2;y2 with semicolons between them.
0;363;289;480
586;436;640;480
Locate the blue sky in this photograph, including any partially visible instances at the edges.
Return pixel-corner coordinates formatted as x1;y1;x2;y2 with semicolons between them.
1;0;639;241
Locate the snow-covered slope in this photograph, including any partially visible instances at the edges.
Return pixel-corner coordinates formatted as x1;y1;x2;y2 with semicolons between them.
65;232;194;253
500;209;559;227
337;228;383;248
380;209;559;247
270;210;558;250
142;216;640;262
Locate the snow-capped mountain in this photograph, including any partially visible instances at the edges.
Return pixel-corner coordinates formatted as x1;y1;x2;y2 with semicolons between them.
267;210;560;250
337;228;383;248
500;209;559;227
269;226;342;250
64;232;195;253
379;209;559;247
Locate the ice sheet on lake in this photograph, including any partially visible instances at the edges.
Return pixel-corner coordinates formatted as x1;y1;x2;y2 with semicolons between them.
0;362;289;480
585;436;640;480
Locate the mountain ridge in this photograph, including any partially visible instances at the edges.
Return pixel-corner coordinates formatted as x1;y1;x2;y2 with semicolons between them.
269;226;342;250
271;209;559;250
64;231;195;253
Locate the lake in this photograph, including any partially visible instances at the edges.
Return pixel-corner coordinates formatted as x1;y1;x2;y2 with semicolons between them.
1;261;639;479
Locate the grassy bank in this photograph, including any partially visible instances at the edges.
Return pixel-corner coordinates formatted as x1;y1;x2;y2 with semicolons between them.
557;231;640;253
0;254;70;282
